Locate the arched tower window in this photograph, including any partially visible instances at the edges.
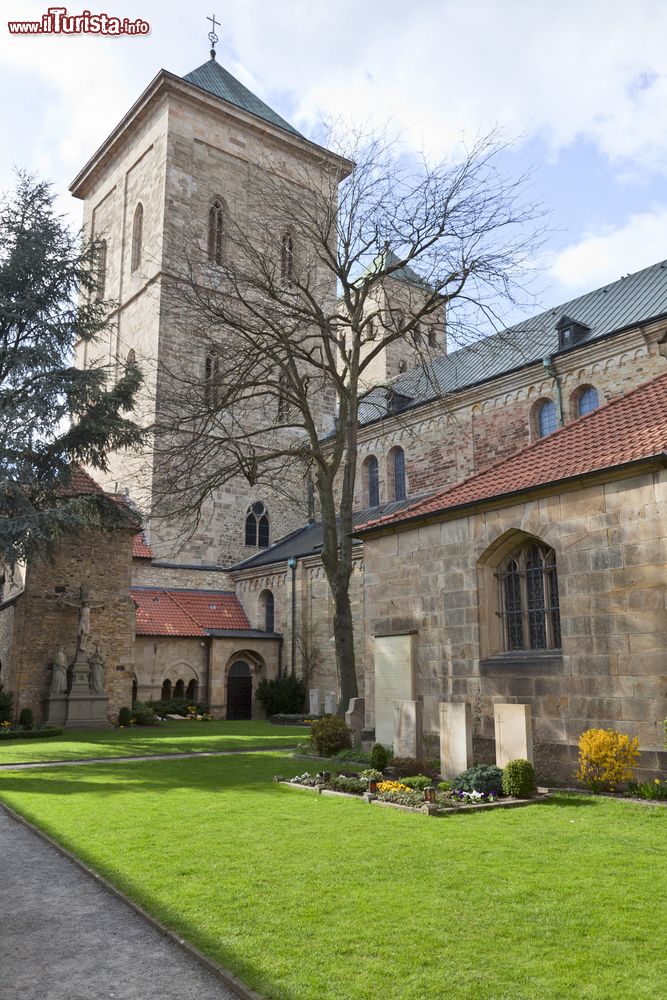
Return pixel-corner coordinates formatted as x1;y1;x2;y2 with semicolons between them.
281;232;294;285
576;385;599;418
208;200;224;265
535;399;557;438
204;352;221;408
388;446;406;501
126;348;136;366
96;239;107;300
495;541;561;652
131;203;143;272
259;590;275;632
245;501;270;548
363;455;380;507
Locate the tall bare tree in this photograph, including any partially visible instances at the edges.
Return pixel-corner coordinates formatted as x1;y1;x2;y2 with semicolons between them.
151;127;543;713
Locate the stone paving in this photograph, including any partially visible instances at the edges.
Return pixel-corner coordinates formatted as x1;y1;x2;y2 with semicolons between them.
0;808;239;1000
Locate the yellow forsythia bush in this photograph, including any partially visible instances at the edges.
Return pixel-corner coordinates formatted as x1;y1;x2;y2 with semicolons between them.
575;728;640;792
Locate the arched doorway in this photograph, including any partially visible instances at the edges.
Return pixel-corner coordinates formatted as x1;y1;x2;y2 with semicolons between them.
161;679;172;701
174;679;185;698
226;661;252;720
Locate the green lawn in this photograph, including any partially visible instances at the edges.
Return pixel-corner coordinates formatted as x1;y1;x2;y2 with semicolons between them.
0;721;305;764
0;753;665;999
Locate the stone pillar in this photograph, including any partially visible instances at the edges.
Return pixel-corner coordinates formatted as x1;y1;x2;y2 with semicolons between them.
394;699;423;759
309;688;321;715
439;702;473;778
345;697;365;746
494;703;534;767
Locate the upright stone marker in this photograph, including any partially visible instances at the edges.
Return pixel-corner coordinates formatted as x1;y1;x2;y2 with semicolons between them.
324;691;338;715
494;703;534;766
345;697;365;746
421;695;440;736
309;688;321;716
394;700;423;759
374;633;416;746
439;702;473;778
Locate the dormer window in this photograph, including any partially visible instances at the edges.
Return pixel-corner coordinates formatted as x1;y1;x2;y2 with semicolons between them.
556;315;591;351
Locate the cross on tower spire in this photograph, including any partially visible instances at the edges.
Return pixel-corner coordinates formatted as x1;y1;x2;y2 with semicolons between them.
207;13;220;60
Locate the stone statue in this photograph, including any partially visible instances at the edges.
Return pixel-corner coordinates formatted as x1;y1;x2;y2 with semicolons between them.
60;584;105;654
89;645;106;695
50;647;68;695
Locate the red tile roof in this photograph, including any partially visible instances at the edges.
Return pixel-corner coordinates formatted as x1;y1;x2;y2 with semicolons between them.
132;588;251;637
132;532;154;560
59;465;105;496
356;371;667;534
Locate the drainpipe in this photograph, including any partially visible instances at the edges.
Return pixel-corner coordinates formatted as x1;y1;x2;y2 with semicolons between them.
287;556;297;676
542;356;564;427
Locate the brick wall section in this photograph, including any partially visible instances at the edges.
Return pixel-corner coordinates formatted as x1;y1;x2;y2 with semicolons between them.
2;529;135;724
361;467;667;779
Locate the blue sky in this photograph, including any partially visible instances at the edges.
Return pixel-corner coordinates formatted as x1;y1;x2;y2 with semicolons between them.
3;0;667;321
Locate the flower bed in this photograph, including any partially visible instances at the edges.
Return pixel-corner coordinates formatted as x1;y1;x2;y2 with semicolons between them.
279;769;545;816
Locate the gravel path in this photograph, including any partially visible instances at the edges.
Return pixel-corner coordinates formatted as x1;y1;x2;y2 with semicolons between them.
0;807;242;1000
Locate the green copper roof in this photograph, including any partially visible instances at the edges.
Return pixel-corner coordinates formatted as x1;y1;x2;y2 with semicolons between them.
360;248;434;290
182;58;303;138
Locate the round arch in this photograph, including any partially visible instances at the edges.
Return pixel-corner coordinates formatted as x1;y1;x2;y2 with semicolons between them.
224;650;266;720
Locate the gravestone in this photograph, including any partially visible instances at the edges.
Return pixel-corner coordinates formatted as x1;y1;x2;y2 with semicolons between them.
345;697;365;746
324;691;338;715
308;688;321;715
439;702;473;778
394;700;423;759
374;633;416;746
494;703;534;767
421;695;439;736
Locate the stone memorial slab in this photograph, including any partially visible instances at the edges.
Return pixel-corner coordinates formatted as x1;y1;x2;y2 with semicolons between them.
394;699;423;759
345;697;365;746
374;633;416;746
494;702;533;767
421;695;439;735
324;691;338;715
439;702;473;778
308;688;321;715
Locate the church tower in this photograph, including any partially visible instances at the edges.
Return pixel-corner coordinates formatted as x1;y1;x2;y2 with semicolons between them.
71;41;347;568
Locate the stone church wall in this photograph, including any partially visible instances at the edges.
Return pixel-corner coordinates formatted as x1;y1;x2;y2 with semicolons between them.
3;529;136;724
362;466;667;779
353;325;667;511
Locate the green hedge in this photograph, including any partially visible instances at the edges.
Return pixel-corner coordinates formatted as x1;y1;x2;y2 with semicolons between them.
0;726;63;740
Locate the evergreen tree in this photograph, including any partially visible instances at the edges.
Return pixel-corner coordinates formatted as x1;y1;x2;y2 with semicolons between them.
0;173;144;566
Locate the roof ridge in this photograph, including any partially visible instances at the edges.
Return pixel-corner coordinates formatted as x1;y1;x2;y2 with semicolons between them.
360;369;667;530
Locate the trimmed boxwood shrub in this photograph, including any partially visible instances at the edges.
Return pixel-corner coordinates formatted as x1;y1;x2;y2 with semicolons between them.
118;707;132;727
132;702;158;726
256;675;306;717
0;726;63;740
400;775;432;791
453;764;504;796
19;708;34;731
502;759;536;798
370;743;390;770
146;697;209;716
309;715;352;757
329;775;366;794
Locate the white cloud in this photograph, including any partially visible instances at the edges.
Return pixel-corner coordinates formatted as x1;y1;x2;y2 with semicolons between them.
549;208;667;295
